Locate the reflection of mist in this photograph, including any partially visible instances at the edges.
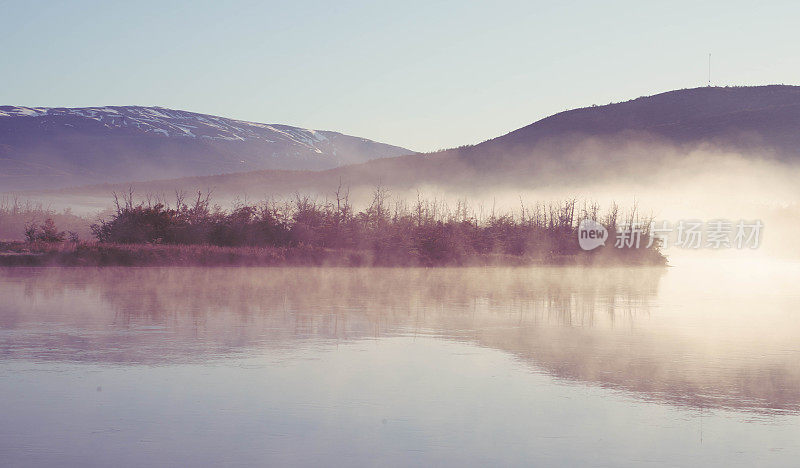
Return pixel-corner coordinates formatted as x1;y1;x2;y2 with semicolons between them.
2;265;799;414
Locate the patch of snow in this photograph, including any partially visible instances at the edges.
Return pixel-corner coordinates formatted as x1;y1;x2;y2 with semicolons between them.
8;107;47;117
174;125;197;137
309;130;328;142
143;108;170;119
0;106;370;157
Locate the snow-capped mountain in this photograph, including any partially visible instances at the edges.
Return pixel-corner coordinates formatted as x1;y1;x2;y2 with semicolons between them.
2;106;346;146
0;106;412;191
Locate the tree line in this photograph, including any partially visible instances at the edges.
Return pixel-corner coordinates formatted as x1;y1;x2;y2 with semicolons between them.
58;187;664;266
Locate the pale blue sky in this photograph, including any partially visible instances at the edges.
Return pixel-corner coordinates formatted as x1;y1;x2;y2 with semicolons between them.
2;0;798;151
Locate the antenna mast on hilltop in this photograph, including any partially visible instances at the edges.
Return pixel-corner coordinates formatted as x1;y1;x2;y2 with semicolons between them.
708;53;711;87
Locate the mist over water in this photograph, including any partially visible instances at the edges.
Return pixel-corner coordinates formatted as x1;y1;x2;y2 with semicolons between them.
1;263;799;466
380;145;800;259
8;139;798;257
3;119;800;466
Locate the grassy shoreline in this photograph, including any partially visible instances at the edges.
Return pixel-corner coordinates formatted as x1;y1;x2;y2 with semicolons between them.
3;191;667;267
0;241;666;267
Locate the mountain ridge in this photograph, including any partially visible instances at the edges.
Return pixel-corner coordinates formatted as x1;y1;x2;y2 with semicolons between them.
14;85;800;198
476;84;800;152
0;105;413;191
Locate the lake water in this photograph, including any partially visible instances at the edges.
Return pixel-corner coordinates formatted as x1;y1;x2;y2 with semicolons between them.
1;261;799;467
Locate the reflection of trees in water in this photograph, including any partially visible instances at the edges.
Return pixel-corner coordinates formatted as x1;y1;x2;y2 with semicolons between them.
2;267;799;414
1;266;661;338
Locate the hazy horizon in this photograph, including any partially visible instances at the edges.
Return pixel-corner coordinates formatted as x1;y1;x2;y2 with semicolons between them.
4;0;800;151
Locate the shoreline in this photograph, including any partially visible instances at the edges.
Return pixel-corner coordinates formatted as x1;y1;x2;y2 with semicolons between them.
0;241;667;267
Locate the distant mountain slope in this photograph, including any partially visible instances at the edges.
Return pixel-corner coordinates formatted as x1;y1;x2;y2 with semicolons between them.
0;106;412;190
47;86;800;199
473;84;800;158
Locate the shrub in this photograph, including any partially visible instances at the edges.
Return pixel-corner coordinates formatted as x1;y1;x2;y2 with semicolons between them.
24;218;66;243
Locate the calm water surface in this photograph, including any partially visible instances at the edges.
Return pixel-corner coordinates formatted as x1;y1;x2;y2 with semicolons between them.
1;261;799;467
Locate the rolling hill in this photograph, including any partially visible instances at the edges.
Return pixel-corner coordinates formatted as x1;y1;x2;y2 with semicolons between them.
17;85;800;200
0;106;412;191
